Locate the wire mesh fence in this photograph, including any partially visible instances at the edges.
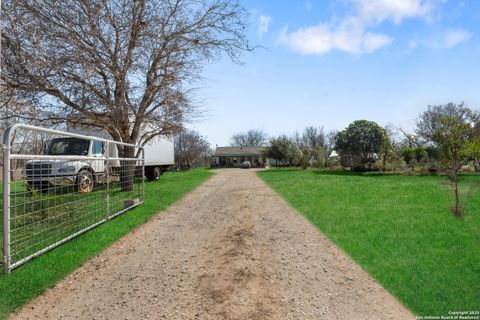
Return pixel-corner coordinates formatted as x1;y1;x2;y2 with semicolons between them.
1;124;144;273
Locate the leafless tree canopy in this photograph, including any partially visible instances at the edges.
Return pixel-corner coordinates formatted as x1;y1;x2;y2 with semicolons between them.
174;129;211;169
2;0;251;155
415;102;479;144
293;126;328;168
230;129;267;147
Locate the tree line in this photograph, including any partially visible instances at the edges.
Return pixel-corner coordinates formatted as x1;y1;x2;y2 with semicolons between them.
234;103;480;216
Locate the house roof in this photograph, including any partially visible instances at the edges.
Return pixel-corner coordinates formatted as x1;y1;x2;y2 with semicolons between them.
214;147;265;157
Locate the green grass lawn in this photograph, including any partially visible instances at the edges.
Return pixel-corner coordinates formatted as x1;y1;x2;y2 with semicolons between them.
0;168;212;319
258;169;480;316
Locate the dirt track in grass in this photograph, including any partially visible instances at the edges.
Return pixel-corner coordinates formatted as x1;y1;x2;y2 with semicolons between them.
12;169;414;320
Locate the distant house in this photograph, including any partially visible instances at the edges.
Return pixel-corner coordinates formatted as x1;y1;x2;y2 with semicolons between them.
213;147;267;168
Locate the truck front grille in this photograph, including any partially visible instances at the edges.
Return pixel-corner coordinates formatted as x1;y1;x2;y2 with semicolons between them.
25;163;52;177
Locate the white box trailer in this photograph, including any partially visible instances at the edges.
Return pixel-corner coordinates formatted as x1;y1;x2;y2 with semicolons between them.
144;136;175;169
142;136;175;180
66;126;175;181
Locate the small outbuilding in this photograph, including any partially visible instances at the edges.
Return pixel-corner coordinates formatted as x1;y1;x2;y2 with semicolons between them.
212;147;267;168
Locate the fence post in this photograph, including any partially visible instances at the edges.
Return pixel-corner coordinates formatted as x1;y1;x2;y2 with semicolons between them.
141;147;145;202
105;141;111;216
3;127;12;274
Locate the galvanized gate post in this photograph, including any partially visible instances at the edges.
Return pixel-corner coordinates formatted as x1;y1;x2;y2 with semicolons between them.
142;147;145;201
105;141;111;216
3;127;12;274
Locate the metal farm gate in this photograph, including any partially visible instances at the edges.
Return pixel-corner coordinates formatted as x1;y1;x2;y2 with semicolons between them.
1;124;145;274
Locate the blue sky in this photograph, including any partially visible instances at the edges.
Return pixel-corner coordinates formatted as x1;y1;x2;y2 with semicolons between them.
189;0;480;147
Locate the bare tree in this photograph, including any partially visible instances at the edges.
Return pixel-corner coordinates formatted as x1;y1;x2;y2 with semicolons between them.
302;127;325;149
325;130;337;166
2;0;251;150
397;127;419;148
416;102;479;144
292;126;328;168
2;0;251;190
0;88;62;172
174;129;211;169
0;85;45;130
292;131;309;169
303;126;327;167
230;129;267;147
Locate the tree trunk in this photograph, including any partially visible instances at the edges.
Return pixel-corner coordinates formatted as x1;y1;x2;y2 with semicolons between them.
474;159;480;172
453;178;462;216
120;145;135;192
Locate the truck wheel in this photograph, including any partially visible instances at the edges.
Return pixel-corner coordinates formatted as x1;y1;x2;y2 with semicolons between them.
76;170;94;193
146;167;161;181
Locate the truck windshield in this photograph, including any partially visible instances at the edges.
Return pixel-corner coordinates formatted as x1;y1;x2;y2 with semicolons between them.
46;138;90;156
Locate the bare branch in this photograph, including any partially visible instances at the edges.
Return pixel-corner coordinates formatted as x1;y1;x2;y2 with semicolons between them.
2;0;251;149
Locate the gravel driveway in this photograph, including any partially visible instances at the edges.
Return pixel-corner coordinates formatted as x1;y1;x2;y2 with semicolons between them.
12;169;414;320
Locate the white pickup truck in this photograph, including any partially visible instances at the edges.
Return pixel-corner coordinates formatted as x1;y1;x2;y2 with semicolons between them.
23;131;174;193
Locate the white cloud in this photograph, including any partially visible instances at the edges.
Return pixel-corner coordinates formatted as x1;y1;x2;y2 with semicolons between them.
442;29;472;48
279;0;443;55
405;29;472;52
279;21;393;55
363;32;394;52
258;15;272;37
354;0;434;24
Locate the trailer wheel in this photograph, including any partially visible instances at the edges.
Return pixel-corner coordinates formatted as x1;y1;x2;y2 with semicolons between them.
76;169;94;193
146;166;161;181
